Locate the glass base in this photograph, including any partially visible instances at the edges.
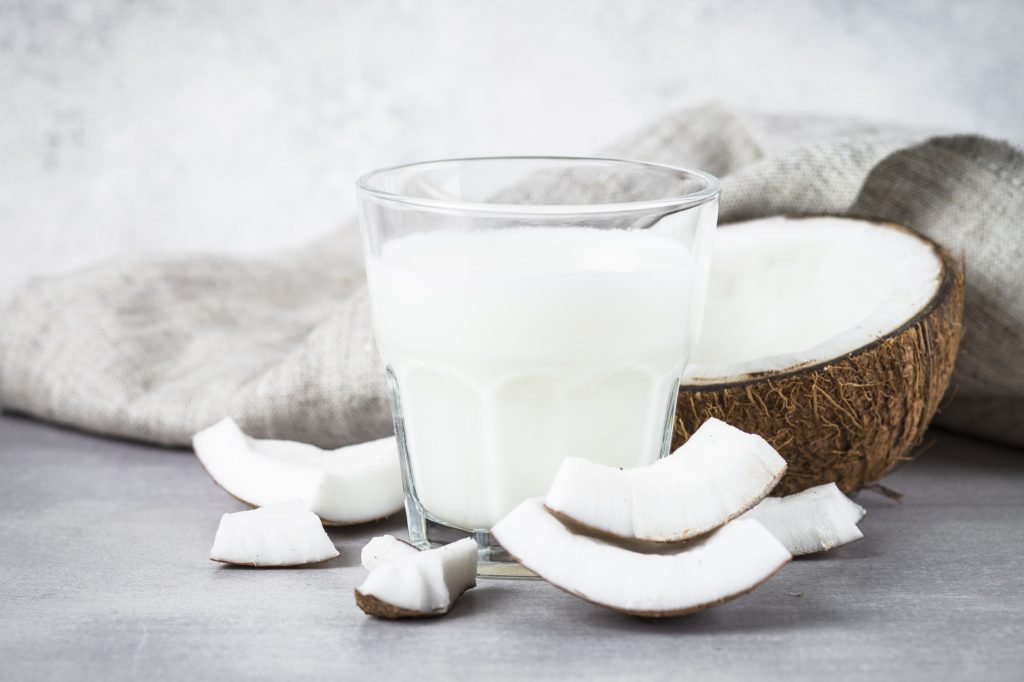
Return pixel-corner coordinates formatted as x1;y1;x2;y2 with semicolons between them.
404;496;535;578
386;365;535;578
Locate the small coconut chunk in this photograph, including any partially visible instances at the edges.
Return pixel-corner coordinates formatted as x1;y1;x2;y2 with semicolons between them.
361;534;420;570
545;418;787;542
355;538;478;619
210;499;339;567
740;482;866;555
192;418;403;525
493;498;790;617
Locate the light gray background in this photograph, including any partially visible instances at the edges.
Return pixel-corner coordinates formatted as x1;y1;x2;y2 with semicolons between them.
2;0;1023;296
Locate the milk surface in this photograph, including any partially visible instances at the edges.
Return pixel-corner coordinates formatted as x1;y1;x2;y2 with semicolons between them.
367;227;702;530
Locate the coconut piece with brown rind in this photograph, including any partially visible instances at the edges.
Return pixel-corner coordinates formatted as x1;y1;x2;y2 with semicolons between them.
355;538;478;619
492;498;791;618
675;215;963;495
192;418;403;525
740;482;865;555
545;418;786;543
209;499;339;567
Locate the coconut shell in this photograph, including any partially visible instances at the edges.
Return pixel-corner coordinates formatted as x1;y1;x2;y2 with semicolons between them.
355;587;472;619
355;590;433;619
673;221;964;495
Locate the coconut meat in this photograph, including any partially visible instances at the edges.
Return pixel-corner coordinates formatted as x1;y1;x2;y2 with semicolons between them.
545;418;786;542
209;499;339;567
192;418;403;525
741;482;866;555
493;498;790;617
684;216;944;383
361;534;421;571
356;537;478;617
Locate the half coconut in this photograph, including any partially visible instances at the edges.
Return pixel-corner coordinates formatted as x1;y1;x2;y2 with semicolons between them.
675;215;963;494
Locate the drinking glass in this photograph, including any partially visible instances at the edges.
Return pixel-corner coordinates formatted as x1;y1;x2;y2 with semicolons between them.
357;157;719;575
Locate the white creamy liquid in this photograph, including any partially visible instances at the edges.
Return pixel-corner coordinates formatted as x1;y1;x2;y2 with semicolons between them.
367;227;703;530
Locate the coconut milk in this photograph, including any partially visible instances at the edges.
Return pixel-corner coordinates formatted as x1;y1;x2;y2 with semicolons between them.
367;227;702;530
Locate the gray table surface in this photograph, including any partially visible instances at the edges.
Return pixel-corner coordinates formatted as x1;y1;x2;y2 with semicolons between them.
1;413;1023;682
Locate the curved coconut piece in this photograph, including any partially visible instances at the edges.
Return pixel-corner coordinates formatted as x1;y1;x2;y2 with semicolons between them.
192;418;403;525
675;215;963;495
210;499;339;567
545;418;786;542
355;538;478;619
492;499;790;618
741;483;865;555
361;534;420;570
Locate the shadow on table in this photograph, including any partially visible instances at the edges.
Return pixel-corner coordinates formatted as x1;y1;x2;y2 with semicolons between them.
350;578;844;636
325;515;405;542
577;592;846;636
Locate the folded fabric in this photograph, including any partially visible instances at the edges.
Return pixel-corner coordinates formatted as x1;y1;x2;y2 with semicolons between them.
1;104;1022;449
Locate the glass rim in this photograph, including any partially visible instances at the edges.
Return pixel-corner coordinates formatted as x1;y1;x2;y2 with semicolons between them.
356;155;721;216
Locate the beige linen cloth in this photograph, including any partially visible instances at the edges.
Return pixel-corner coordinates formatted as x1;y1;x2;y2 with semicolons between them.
1;104;1022;449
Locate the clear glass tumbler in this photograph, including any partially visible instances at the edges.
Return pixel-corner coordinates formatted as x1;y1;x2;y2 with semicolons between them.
357;157;719;575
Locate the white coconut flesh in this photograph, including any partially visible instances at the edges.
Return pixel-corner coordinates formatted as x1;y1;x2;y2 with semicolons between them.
209;499;339;567
361;534;421;571
741;482;866;556
492;498;790;617
684;216;944;384
545;418;787;542
356;537;478;617
192;418;403;525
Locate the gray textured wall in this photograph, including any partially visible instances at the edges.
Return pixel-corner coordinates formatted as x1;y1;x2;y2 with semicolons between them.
2;0;1022;297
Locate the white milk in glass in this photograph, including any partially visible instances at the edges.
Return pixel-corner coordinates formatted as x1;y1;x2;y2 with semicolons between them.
367;227;703;530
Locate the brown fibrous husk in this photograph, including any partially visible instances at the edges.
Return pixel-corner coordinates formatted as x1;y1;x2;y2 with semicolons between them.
355;589;439;619
673;220;964;496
